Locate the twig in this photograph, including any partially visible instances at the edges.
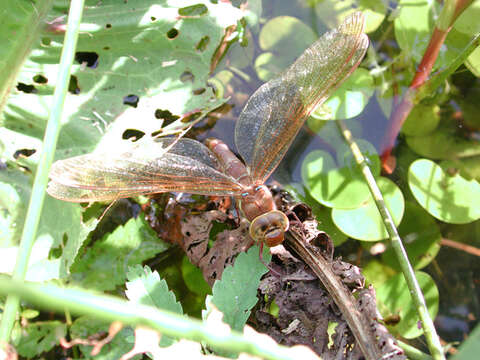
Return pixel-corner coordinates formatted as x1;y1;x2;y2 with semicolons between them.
440;238;480;257
337;120;445;360
284;229;384;360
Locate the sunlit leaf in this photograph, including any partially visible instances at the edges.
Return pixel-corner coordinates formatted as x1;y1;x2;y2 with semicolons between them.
408;159;480;224
313;68;374;120
301;149;377;209
255;16;316;81
376;271;439;339
313;0;387;33
332;177;405;241
126;265;183;346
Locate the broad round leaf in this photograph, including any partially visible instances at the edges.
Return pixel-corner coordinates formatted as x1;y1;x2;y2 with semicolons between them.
301;150;372;209
286;184;348;246
406;124;480;160
376;272;439;339
311;68;374;120
332;177;405;241
255;16;316;81
335;138;380;179
401;103;440;136
408;159;480;224
314;0;387;33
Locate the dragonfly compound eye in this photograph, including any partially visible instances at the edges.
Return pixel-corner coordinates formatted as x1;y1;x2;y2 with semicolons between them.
249;210;289;247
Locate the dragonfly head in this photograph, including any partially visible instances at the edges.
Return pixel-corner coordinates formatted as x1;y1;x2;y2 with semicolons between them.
249;210;289;247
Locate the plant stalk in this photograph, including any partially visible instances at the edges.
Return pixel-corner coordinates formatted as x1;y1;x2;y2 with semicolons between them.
337;120;445;360
381;0;474;170
0;279;306;360
0;0;85;344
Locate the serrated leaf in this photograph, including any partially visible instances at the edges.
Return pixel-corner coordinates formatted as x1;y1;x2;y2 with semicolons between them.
14;321;66;358
126;265;183;314
126;264;182;347
211;245;270;332
71;217;170;291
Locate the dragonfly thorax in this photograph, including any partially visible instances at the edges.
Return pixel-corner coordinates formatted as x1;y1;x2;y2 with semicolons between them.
239;184;276;221
238;185;289;246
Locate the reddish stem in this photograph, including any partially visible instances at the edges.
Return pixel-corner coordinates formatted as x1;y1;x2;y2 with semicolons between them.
381;27;448;171
381;0;473;172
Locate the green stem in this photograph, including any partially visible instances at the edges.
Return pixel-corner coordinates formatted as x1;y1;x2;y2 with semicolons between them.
0;0;85;344
0;279;299;360
337;120;445;360
397;340;433;360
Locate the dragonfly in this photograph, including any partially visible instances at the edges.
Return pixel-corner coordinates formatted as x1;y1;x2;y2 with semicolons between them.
47;12;369;251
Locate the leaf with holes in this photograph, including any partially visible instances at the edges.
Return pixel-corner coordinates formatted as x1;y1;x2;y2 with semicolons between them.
4;0;244;159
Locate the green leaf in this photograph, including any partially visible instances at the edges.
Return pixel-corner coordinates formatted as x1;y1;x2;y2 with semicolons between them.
465;45;480;77
406;122;480;159
181;255;211;297
286;184;348;246
401;103;440;136
126;264;183;347
312;68;374;120
362;259;396;287
382;202;441;270
71;217;170;291
0;0;53;109
255;16;316;81
0;166;96;281
376;271;439;339
332;177;405;241
211;245;270;332
126;265;182;313
301;149;374;209
408;159;480;224
4;0;241;158
394;0;473;75
178;4;208;16
313;0;387;33
14;321;66;358
70;316;136;360
452;323;480;360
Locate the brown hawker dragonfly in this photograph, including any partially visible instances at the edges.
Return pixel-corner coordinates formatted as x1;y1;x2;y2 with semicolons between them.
47;12;369;249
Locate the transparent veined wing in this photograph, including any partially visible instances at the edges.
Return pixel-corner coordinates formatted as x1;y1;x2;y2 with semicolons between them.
234;12;369;184
47;138;245;202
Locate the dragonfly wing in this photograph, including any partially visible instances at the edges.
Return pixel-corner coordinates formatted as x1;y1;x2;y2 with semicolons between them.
235;12;369;183
47;138;245;202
